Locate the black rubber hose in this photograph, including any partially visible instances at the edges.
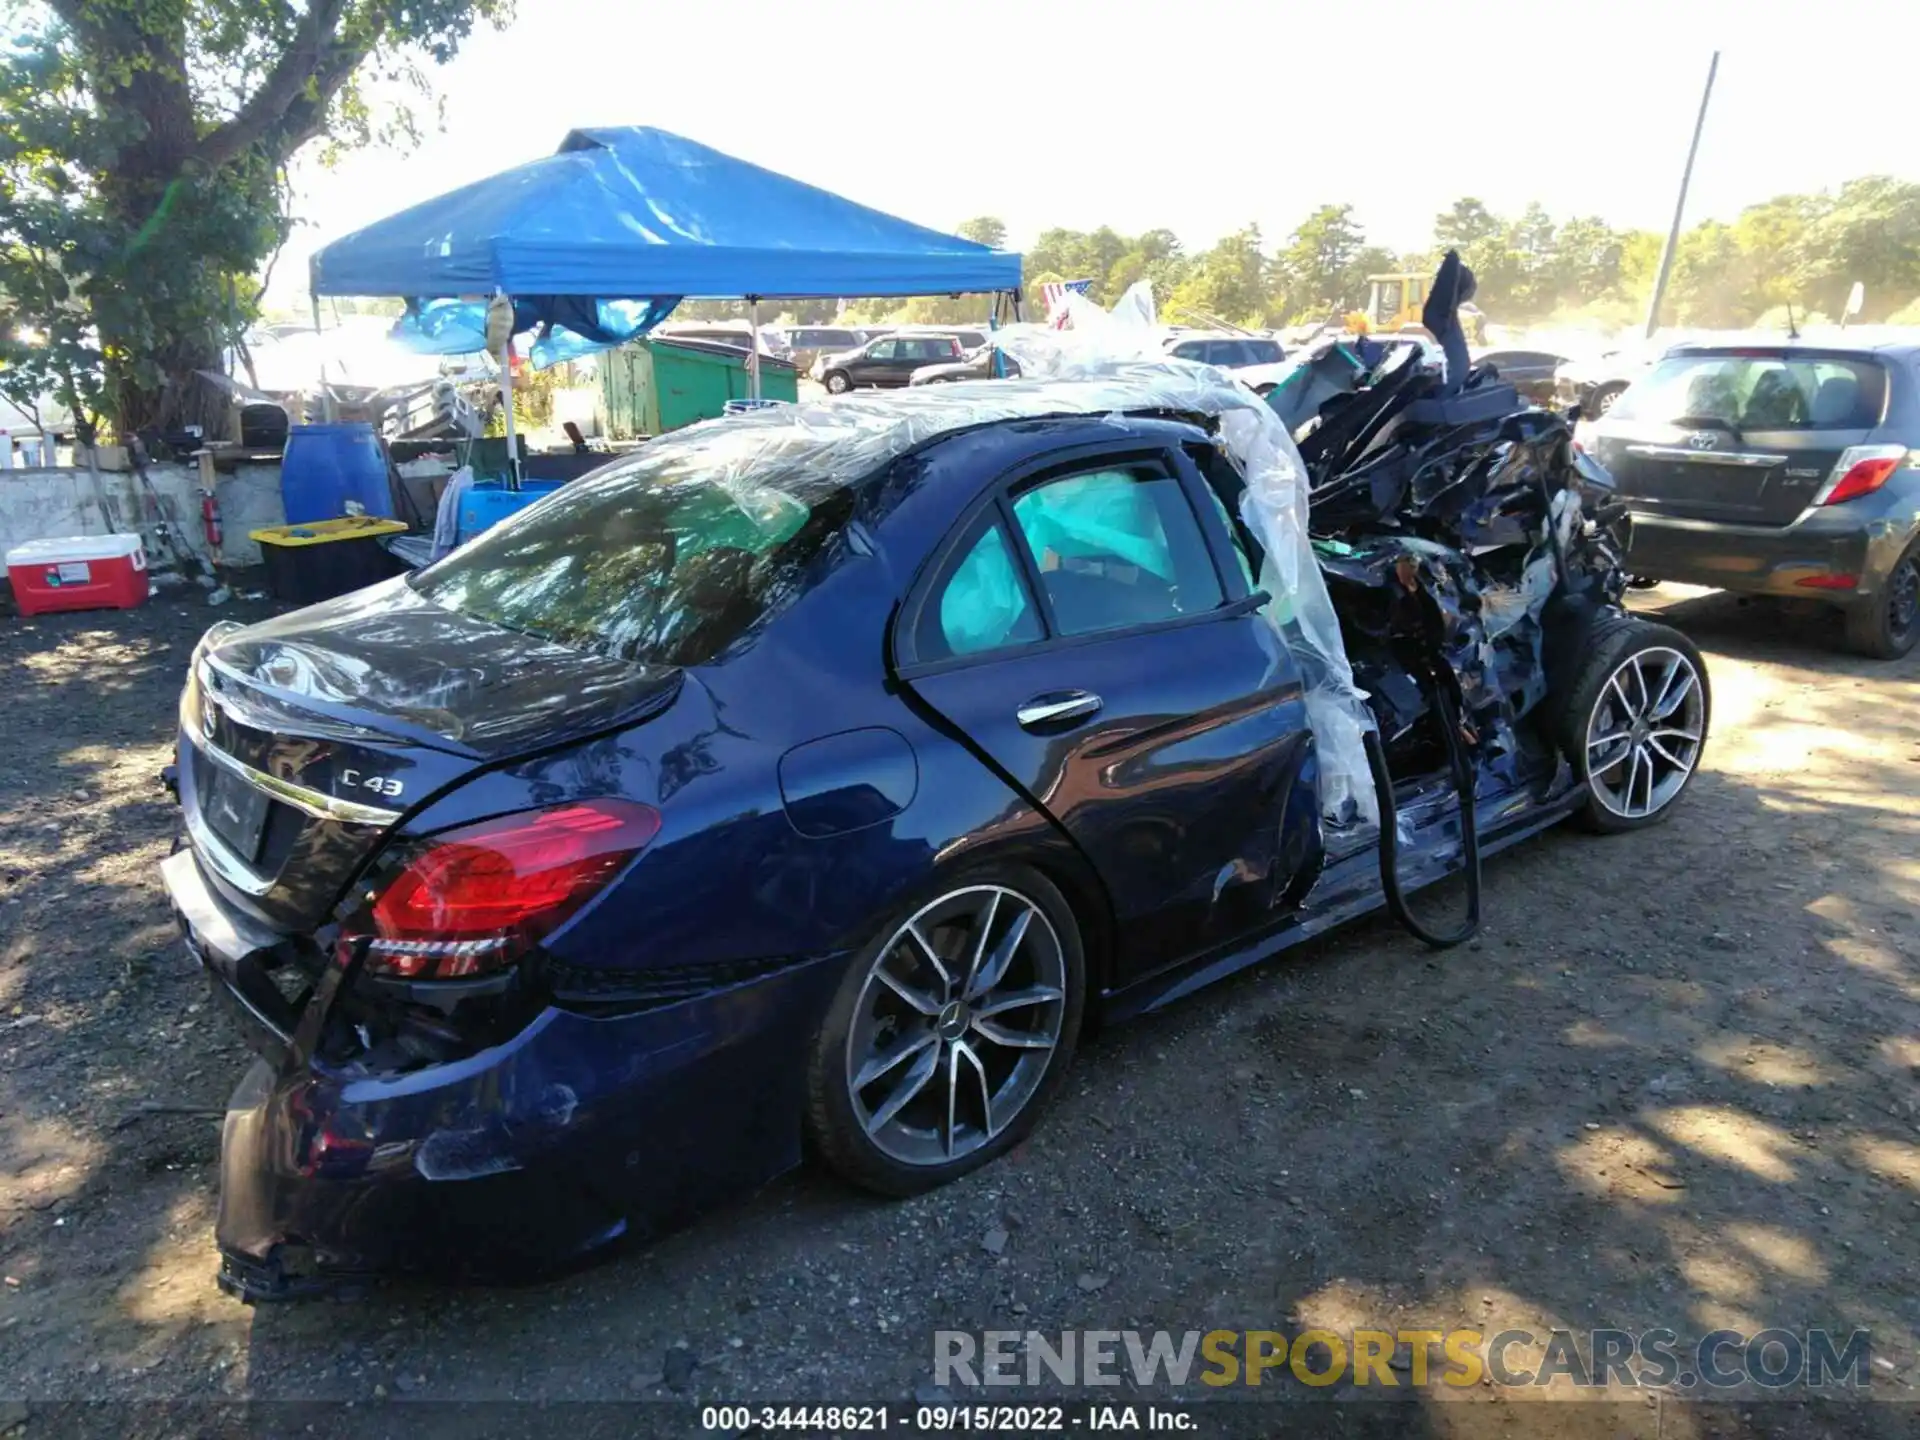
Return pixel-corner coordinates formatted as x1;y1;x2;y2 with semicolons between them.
1362;685;1482;948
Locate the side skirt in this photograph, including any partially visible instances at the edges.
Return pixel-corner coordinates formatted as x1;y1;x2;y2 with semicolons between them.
1100;783;1584;1023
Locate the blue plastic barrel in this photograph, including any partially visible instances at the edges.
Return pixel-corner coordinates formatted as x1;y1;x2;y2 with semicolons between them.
455;479;565;544
280;423;393;524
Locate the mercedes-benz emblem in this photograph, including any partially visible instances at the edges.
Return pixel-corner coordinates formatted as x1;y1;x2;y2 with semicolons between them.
1685;430;1720;451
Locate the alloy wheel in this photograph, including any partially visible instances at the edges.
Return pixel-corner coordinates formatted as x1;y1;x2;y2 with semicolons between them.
1583;646;1705;820
845;885;1067;1167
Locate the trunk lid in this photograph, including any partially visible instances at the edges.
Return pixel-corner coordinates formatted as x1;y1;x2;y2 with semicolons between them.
181;579;681;932
1591;348;1889;527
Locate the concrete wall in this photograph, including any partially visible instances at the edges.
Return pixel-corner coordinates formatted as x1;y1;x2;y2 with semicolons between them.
0;462;284;568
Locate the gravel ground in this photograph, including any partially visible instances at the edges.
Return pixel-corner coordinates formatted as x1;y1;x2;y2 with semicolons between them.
0;581;1916;1438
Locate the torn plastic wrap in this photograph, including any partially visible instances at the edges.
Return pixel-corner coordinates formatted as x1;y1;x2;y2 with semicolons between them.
436;297;1379;823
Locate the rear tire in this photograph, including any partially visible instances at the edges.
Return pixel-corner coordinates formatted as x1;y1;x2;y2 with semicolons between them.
824;371;852;395
1557;619;1710;834
806;866;1085;1197
1843;539;1920;660
1590;382;1628;416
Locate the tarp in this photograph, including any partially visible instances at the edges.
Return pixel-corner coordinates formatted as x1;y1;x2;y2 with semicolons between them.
309;127;1021;301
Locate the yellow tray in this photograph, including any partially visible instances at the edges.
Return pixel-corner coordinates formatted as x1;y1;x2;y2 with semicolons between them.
249;517;410;548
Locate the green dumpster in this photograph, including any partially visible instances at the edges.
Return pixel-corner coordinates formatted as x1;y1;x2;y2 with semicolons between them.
599;338;799;440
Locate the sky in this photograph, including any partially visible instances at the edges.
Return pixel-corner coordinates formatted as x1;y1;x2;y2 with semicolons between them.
267;0;1916;307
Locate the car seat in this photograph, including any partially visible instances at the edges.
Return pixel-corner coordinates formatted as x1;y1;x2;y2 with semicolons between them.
1742;369;1806;429
1810;374;1862;427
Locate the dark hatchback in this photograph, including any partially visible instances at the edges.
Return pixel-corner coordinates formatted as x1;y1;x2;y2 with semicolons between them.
1583;338;1920;657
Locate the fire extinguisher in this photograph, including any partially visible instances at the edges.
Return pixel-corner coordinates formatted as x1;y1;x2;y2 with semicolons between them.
201;488;224;561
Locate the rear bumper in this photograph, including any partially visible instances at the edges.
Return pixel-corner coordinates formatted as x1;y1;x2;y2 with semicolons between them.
161;843;844;1298
1623;508;1907;599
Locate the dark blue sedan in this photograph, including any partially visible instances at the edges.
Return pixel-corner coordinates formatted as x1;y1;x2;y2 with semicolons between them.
163;374;1708;1298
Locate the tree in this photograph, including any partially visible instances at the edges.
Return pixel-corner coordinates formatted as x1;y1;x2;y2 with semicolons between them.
0;0;512;438
1273;205;1395;321
1271;204;1367;320
1789;176;1920;321
956;215;1007;250
1166;224;1268;327
1433;197;1503;253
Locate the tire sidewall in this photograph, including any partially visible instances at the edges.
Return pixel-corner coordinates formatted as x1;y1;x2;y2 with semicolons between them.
824;371;851;394
1847;539;1920;660
805;863;1087;1196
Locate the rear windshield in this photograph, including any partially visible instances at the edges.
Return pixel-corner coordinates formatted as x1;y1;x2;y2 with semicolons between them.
1611;352;1887;431
411;450;853;666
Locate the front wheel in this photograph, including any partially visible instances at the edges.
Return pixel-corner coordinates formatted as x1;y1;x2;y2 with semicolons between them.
1557;619;1710;833
1589;382;1628;416
823;371;852;395
1844;539;1920;660
806;868;1085;1196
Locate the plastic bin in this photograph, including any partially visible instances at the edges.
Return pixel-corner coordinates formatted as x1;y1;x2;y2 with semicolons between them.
280;423;394;523
7;535;149;615
250;517;409;605
455;479;564;545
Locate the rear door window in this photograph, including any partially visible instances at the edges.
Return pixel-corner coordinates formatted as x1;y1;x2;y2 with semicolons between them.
1612;353;1887;431
1009;464;1223;637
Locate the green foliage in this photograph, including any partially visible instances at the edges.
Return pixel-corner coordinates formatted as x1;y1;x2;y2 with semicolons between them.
0;0;512;435
955;215;1007;250
818;180;1920;340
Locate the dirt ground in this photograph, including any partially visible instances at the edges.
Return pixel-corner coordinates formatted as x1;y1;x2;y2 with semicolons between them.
0;580;1916;1437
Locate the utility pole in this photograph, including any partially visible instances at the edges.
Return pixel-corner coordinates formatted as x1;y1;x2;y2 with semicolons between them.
1643;51;1720;340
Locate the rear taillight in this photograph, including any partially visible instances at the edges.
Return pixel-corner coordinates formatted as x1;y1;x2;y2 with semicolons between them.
1819;445;1908;506
343;799;661;979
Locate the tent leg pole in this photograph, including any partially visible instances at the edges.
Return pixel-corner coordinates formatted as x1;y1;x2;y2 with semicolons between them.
500;355;519;489
748;296;761;400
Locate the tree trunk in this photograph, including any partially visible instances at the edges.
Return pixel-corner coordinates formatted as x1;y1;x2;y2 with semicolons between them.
106;323;230;440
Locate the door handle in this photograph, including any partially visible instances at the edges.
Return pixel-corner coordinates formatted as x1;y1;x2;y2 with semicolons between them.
1016;691;1103;729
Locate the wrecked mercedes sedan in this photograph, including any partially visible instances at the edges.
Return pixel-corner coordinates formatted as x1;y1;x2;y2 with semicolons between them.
162;263;1709;1297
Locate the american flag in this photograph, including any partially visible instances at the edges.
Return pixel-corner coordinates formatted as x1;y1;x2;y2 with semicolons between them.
1041;279;1093;329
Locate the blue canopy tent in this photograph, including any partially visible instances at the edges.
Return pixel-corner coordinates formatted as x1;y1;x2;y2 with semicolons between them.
308;125;1023;372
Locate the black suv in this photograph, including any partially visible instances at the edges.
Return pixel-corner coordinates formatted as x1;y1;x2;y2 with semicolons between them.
1582;336;1920;658
813;333;963;392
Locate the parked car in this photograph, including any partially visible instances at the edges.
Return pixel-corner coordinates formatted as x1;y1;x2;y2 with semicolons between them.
1580;336;1920;658
1472;348;1568;405
813;333;963;392
652;324;787;359
165;310;1705;1295
1164;334;1286;368
779;326;862;370
908;344;1022;385
1553;337;1702;417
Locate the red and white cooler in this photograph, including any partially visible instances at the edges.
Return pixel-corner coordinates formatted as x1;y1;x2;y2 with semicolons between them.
6;534;151;616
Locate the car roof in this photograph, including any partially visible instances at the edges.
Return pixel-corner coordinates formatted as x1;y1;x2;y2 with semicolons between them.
1663;328;1920;360
618;379;1217;510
